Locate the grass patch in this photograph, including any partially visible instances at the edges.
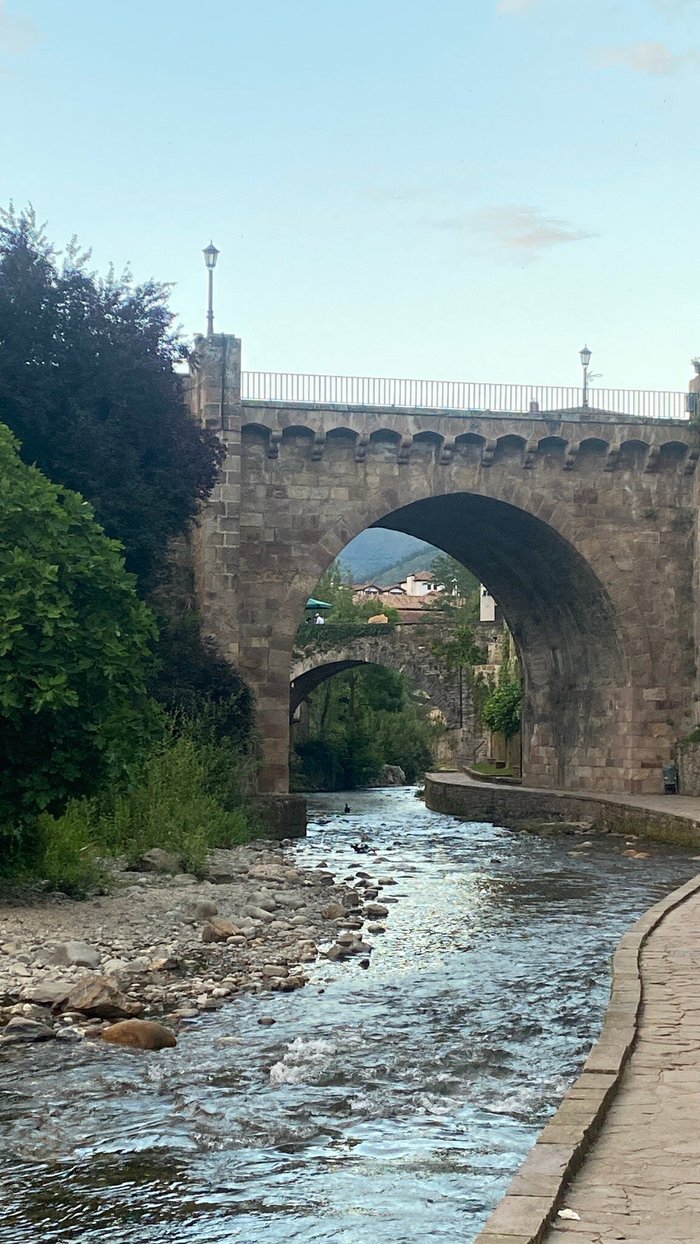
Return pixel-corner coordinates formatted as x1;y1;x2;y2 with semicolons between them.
471;762;514;777
0;714;263;896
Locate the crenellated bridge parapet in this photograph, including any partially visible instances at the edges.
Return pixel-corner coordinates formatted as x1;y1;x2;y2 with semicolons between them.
240;401;698;475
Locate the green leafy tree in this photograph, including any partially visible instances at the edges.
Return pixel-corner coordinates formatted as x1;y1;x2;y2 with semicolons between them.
0;205;223;589
0;424;158;827
293;665;437;790
429;554;480;620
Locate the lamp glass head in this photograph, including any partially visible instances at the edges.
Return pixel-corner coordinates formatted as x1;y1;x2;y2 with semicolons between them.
203;242;219;270
579;345;592;367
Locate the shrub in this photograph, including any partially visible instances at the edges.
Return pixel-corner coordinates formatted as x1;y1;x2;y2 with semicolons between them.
103;726;258;875
0;423;158;826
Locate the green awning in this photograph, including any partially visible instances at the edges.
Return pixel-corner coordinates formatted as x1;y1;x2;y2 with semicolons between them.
306;598;333;610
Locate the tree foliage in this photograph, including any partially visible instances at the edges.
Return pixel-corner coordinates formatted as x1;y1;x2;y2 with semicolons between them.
292;666;437;790
482;654;522;740
0;424;158;827
0;205;224;589
429;554;480;620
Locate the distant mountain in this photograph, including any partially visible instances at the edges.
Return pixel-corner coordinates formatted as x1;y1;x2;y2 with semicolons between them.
375;545;441;586
337;529;437;583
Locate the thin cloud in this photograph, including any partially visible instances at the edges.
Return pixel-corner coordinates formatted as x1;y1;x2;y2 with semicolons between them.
0;0;41;56
496;0;540;13
424;205;596;261
598;40;697;74
366;184;447;204
652;0;700;14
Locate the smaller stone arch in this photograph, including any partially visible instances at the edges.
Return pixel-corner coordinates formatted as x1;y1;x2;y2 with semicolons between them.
454;432;485;465
619;438;651;470
495;434;527;464
658;441;690;471
536;435;569;465
576;437;610;473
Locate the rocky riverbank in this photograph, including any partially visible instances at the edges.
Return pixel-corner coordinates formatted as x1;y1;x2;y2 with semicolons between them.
0;838;393;1048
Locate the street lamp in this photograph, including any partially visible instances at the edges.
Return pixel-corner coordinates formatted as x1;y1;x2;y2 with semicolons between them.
579;344;591;409
203;241;219;337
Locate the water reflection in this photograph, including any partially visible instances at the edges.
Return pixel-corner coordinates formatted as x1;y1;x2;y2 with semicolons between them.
2;788;697;1243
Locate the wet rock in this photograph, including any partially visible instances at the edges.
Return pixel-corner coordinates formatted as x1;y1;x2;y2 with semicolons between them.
1;1015;55;1043
367;923;386;934
258;1016;276;1026
377;877;397;885
364;903;389;918
55;1026;82;1043
270;974;306;991
201;918;238;944
342;891;360;909
101;1019;177;1050
136;848;183;875
325;943;350;961
322;903;344;920
65;975;143;1020
262;964;289;979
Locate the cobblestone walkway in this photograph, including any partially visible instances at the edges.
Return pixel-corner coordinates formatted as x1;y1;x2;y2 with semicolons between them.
542;890;700;1243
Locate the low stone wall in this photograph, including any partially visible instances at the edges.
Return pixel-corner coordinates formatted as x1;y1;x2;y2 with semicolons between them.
678;737;700;795
424;775;700;847
473;873;700;1242
254;793;307;839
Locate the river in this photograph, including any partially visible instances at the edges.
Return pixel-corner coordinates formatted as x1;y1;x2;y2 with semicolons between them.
2;787;698;1243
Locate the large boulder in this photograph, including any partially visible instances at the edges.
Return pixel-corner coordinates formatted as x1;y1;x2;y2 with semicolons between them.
49;941;101;969
21;980;72;1008
65;975;143;1020
101;1019;176;1050
201;918;238;944
136;848;183;874
378;765;406;786
1;1015;55;1043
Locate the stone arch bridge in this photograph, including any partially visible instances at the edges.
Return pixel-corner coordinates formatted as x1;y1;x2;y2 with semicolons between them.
291;623;467;726
187;335;700;798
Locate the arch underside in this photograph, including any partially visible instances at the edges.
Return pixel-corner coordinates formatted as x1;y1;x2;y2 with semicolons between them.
291;660;366;712
372;493;629;789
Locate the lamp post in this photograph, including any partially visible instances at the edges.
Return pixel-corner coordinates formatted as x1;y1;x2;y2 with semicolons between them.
579;344;591;409
203;241;219;337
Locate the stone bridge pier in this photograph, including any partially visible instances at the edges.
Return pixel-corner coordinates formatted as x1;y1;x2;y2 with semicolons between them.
187;335;699;798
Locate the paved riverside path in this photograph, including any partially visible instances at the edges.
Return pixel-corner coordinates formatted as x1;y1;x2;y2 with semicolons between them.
540;888;700;1243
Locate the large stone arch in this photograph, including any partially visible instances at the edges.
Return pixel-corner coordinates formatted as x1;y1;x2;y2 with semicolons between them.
188;336;697;797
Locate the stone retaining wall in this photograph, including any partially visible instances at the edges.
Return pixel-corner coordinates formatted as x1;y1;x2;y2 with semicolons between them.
424;775;700;847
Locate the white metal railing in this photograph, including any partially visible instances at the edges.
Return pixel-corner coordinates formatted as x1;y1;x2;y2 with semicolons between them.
241;371;690;421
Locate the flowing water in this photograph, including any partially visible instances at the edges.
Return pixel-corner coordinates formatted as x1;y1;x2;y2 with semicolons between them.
2;788;698;1243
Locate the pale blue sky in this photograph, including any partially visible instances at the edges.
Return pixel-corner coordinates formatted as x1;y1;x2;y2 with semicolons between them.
1;0;699;390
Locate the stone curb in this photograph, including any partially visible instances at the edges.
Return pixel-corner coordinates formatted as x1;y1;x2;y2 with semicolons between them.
473;870;700;1243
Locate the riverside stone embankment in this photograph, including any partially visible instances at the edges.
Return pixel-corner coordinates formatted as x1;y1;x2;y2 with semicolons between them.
0;839;392;1048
